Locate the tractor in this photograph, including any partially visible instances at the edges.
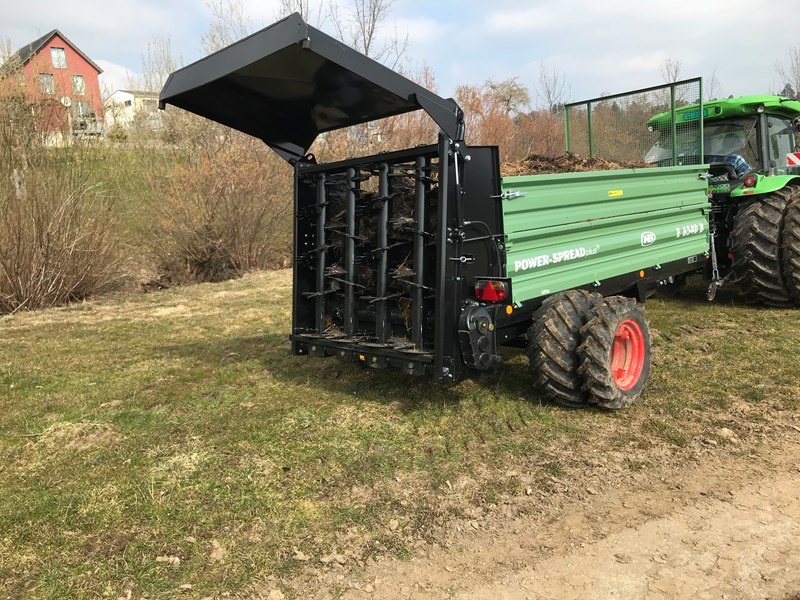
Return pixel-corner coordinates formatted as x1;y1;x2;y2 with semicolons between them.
645;95;800;305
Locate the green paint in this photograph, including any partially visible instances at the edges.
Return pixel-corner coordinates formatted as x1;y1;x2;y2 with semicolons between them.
500;166;709;303
648;95;800;129
648;94;800;199
730;174;800;198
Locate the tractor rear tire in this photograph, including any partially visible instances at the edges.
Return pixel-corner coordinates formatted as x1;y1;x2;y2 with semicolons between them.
527;289;601;408
730;192;792;307
577;296;652;411
780;188;800;305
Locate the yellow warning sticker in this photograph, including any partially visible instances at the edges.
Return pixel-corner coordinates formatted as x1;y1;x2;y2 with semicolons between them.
608;189;624;198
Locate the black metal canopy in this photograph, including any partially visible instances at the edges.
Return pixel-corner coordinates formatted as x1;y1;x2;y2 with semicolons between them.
159;13;464;163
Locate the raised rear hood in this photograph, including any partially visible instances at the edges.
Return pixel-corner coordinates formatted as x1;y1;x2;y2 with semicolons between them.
159;13;463;163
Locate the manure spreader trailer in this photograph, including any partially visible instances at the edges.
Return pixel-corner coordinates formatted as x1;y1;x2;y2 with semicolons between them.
160;13;712;410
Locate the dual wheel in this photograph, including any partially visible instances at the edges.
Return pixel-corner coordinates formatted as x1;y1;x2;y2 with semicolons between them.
526;290;651;411
731;186;800;306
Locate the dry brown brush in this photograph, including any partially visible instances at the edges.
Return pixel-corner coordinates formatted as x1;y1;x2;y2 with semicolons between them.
146;113;293;284
0;171;119;313
0;80;120;314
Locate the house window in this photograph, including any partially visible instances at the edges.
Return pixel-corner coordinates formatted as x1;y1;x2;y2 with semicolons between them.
73;100;92;119
72;75;86;96
123;100;132;107
38;73;55;95
51;47;67;69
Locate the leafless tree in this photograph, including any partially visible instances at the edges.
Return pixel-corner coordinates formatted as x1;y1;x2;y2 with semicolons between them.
776;45;800;100
330;0;408;66
536;64;568;111
0;36;14;66
488;78;530;115
277;0;326;26
0;36;24;80
660;58;682;83
706;67;721;100
203;0;405;66
202;0;257;53
130;37;182;93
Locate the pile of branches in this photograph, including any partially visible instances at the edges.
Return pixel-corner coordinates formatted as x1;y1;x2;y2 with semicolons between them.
501;153;647;177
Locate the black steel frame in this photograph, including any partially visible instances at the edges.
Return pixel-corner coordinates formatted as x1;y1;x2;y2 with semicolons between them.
159;13;464;163
290;138;509;383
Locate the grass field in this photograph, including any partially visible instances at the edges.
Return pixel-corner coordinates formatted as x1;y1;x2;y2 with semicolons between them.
1;271;799;598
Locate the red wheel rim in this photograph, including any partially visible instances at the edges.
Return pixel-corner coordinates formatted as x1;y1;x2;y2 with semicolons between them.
610;319;645;391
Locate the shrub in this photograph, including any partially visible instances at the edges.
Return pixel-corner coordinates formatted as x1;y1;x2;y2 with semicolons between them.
0;80;120;314
105;123;129;144
150;134;292;284
0;166;120;313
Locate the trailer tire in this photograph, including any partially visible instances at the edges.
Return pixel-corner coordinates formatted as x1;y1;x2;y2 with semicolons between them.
527;289;601;408
577;296;651;411
730;192;792;307
779;188;800;305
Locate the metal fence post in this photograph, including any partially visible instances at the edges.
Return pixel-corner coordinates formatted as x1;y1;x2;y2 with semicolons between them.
698;78;704;161
587;103;594;158
564;106;571;153
670;85;677;166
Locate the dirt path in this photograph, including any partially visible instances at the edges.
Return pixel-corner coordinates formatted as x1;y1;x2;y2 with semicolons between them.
341;437;800;600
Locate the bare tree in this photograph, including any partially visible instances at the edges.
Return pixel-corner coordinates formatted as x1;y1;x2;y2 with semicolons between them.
776;45;800;100
536;64;568;111
0;36;24;81
660;57;682;83
277;0;326;26
0;36;15;66
203;0;405;66
330;0;408;66
706;67;721;100
202;0;257;53
130;37;182;93
488;78;530;115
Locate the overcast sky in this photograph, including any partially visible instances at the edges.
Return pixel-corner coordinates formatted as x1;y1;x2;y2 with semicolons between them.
4;0;800;103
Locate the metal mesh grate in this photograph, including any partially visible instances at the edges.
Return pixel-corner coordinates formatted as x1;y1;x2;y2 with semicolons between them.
565;78;703;167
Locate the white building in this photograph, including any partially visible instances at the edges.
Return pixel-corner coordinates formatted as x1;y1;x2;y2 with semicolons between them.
104;89;161;130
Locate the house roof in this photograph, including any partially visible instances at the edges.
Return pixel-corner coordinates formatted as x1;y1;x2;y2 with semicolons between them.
3;28;103;74
112;90;160;97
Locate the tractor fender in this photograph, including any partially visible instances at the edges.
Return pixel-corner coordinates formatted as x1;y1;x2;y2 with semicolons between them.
730;175;800;199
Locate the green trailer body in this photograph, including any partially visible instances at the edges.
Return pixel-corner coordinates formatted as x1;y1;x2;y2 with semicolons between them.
501;165;710;303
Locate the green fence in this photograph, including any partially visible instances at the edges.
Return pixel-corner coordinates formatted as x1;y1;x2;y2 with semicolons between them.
564;78;703;167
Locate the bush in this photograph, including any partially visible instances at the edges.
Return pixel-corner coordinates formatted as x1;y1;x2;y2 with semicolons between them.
105;123;128;143
0;82;120;314
150;134;292;284
0;166;120;313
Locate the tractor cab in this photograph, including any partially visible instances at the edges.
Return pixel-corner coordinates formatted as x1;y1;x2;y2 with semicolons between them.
645;95;800;196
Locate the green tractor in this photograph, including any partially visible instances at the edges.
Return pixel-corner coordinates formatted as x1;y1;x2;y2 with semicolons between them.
646;95;800;305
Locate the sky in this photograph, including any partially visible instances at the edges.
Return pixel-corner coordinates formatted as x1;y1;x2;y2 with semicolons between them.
4;0;800;104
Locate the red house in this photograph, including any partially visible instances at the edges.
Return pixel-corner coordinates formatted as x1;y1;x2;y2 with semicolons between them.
3;29;104;136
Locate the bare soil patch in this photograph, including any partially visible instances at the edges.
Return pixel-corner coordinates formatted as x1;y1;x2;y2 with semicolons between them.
335;433;800;600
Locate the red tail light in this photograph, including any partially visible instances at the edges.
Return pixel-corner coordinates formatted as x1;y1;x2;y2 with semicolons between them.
475;280;508;303
743;174;757;188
